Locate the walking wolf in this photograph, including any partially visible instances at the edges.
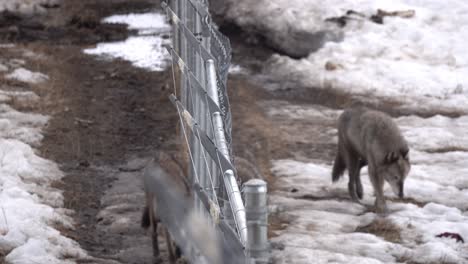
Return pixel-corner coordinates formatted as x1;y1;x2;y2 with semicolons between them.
332;107;410;213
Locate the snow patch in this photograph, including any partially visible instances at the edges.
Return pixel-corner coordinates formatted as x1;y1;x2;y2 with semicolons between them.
84;12;171;72
6;68;49;84
254;0;468;113
85;36;170;71
271;159;468;263
228;64;246;75
0;57;86;262
0;63;8;72
103;13;169;34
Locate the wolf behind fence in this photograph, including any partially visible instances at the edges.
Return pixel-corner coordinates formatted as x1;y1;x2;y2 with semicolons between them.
332;107;411;214
141;151;190;263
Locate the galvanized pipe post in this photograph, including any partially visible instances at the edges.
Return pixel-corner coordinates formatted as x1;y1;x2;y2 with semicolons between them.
206;59;247;245
205;59;220;203
244;179;269;263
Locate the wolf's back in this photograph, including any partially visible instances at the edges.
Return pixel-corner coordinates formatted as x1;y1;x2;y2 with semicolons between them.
359;110;409;161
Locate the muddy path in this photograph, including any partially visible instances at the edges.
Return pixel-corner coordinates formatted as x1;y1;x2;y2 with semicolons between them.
1;0;179;263
39;46;176;263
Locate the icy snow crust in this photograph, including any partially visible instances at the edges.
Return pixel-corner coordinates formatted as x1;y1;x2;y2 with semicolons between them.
84;13;171;71
0;51;86;263
6;68;49;84
264;103;468;263
234;0;468;113
0;0;59;16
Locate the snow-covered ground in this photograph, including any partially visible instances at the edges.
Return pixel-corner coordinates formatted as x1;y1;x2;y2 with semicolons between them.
0;0;59;15
222;0;468;262
84;13;171;71
262;102;468;263
225;0;468;114
0;47;86;263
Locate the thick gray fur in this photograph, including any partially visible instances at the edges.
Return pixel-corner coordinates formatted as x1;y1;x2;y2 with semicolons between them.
332;107;411;214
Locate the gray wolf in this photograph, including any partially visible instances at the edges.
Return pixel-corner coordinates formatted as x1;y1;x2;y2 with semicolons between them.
331;107;410;213
141;151;190;264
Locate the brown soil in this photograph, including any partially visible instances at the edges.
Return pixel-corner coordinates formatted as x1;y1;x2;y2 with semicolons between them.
355;218;402;244
39;46;176;262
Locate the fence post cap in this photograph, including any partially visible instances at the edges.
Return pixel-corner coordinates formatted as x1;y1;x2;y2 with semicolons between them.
244;179;267;186
243;179;267;194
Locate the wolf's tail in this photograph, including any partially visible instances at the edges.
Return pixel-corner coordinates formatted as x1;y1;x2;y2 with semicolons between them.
141;205;150;229
332;151;346;182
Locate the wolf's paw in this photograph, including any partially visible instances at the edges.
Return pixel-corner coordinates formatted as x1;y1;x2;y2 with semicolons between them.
374;199;388;214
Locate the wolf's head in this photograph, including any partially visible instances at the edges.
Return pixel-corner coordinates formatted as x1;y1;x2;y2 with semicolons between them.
380;148;411;198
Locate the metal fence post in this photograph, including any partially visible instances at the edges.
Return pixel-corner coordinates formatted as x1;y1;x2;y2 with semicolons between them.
206;59;247;245
165;1;269;261
244;179;269;263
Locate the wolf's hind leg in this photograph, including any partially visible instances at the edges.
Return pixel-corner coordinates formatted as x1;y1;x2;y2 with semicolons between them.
355;173;363;200
346;156;361;202
355;159;366;199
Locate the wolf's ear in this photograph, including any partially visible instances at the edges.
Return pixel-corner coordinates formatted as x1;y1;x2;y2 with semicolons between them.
401;148;409;160
385;152;398;164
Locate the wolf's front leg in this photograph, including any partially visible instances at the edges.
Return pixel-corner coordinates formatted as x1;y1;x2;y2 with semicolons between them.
368;164;387;214
374;180;387;214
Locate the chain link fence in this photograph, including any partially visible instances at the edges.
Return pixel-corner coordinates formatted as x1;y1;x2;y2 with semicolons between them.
142;0;270;263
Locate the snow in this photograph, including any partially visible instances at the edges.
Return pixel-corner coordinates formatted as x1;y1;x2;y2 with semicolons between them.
0;0;59;15
242;0;468;113
84;13;171;71
271;159;468;263
103;13;169;35
264;100;468;263
234;1;468;260
1;55;86;263
6;68;49;84
228;64;246;75
0;104;48;146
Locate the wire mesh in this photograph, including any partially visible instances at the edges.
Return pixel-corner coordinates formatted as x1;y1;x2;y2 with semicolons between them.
160;0;252;261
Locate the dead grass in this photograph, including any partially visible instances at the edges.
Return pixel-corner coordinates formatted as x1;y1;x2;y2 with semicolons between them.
229;75;283;184
355;218;402;243
388;196;428;208
425;146;468;153
400;258;458;264
268;212;290;238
